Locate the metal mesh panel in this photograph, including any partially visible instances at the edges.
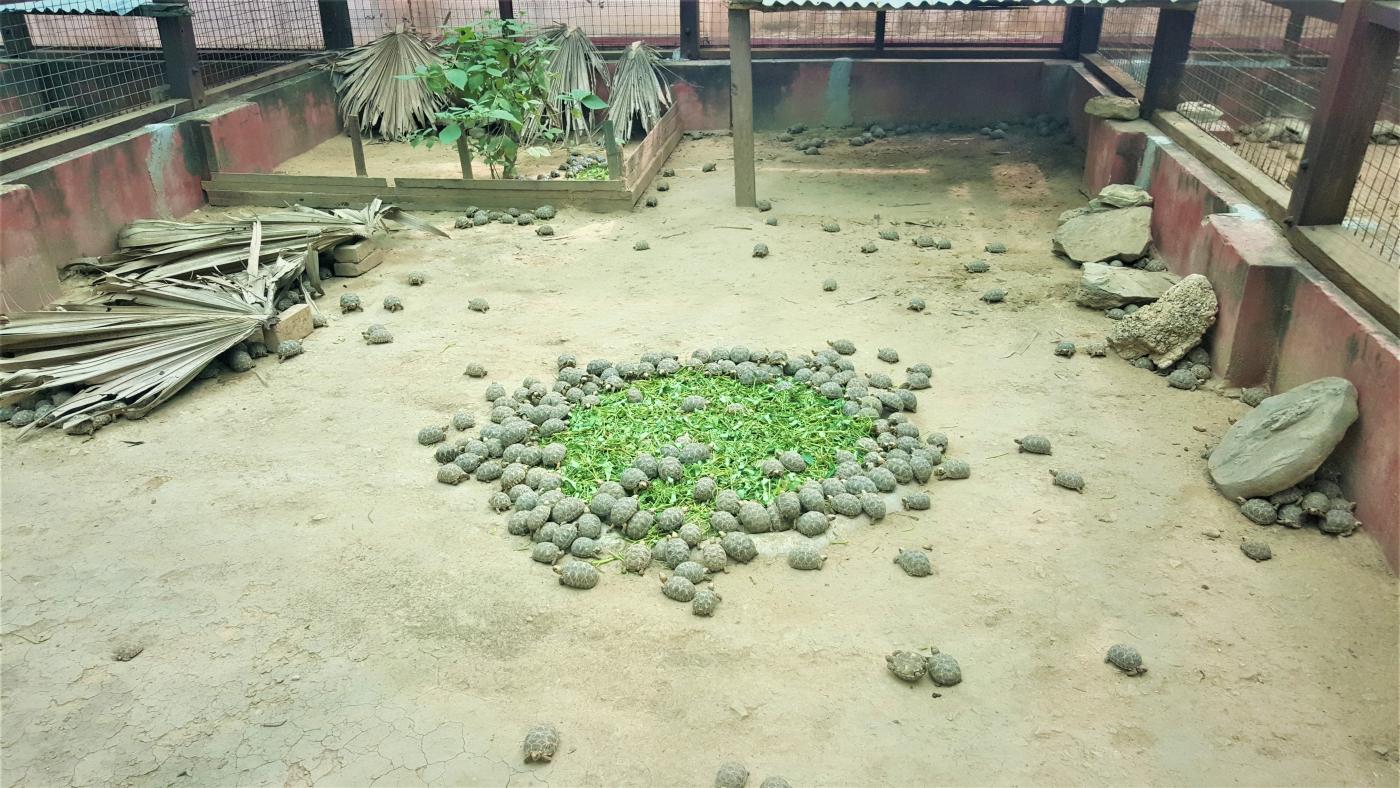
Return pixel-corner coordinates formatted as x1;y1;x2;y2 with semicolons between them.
1;9;166;150
1098;6;1156;83
347;1;678;46
886;7;1066;46
190;0;324;88
1346;66;1400;261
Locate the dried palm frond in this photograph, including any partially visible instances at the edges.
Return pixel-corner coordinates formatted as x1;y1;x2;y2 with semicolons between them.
93;200;445;282
608;41;672;143
527;24;609;143
333;26;444;140
0;257;301;438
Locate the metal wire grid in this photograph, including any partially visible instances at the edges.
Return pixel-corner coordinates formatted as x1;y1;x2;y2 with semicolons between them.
1098;6;1156;83
347;1;496;43
1;11;167;151
886;7;1066;46
347;1;678;46
1345;72;1400;262
1175;1;1332;191
189;0;324;88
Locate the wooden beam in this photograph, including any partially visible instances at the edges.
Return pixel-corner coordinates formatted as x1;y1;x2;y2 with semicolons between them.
1083;53;1145;98
729;6;756;207
602;120;623;179
680;0;701;59
497;1;514;20
0;99;191;175
1079;6;1104;54
1282;9;1306;57
348;114;367;177
317;0;354;49
1288;0;1400;227
1141;7;1196;116
1288;224;1399;334
874;9;887;51
1060;7;1085;59
155;1;204;106
456;136;473;179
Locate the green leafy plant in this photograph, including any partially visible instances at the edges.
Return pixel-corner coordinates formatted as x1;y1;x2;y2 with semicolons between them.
406;18;606;178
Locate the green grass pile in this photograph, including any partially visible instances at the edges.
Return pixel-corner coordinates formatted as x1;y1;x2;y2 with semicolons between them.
556;368;871;527
569;163;609;181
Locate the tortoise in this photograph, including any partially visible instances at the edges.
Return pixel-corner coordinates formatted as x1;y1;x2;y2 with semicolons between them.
467;298;490;313
1050;469;1085;492
417;426;447;445
673;560;707;584
981;288;1007;304
908;298;926;312
752;243;770;259
778;451;807;474
877;347;899;363
934;459;971;481
901;492;931;511
554;561;599;589
985;241;1008;253
275;340;304;361
661;574;697;602
1015;435;1052;455
715;762;749;788
1300;491;1331;517
464;363;488;378
437;464;467;485
702;162;718;172
1084;341;1108;358
964;259;990;273
536;224;556;236
795;510;830;537
531;542;562;564
1238;498;1278;525
822;278;839;292
860;243;878;254
1167;369;1199;390
1105;644;1146;675
822;221;841;233
1320;509;1361;536
621;543;653;575
886;650;927;682
339;293;362;313
633;240;650;251
879;228;901;241
893;548;933;577
383;295;403;312
522;723;560;762
787;544;826;570
828;339;856;355
1053;341;1076;358
720;532;757;563
698;541;729;572
1240;539;1273;561
927;651;962;686
756;198;773;211
693;586;722;617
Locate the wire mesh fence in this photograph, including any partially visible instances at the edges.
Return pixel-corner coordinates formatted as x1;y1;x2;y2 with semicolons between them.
1347;74;1400;262
190;0;325;88
887;7;1066;46
1;8;167;151
346;1;680;46
1098;6;1156;83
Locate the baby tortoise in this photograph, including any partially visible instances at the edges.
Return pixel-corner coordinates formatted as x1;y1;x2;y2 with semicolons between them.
908;297;926;312
1053;341;1076;358
1015;435;1052;455
877;347;899;363
1321;509;1361;536
756;198;772;211
339;293;362;313
934;458;971;480
1050;469;1085;492
886;650;927;682
464;362;488;378
1238;498;1277;525
275;340;304;361
656;180;670;192
927;651;962;686
693;586;722;617
901;492;931;511
522;723;560;763
554;561;599;589
408;272;426;286
621;543;652;575
633;240;650;251
822;221;841;233
715;762;748;788
879;228;900;241
536;224;556;236
1084;341;1108;358
985;241;1008;253
981;288;1007;304
1105;644;1146;676
752;243;769;258
893;548;933;577
964;259;990;273
860;242;878;254
535;204;557;219
383;295;403;312
913;235;937;248
1241;539;1273;561
822;278;839;291
468;298;490;312
827;339;856;355
702;162;717;172
362;324;393;344
661;574;697;602
787;544;826;570
1167;369;1199;391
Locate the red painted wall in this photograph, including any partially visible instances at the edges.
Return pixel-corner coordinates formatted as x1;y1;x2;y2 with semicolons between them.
0;184;62;312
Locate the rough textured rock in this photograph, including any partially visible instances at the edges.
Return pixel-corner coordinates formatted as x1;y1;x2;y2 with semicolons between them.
1053;206;1153;264
1074;262;1179;309
1107;274;1218;368
1085;95;1140;120
1092;183;1153;209
1208;377;1359;499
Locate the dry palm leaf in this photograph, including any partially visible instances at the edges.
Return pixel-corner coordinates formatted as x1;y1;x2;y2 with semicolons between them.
528;24;609;143
609;42;672;143
333;26;445;140
0;257;301;438
93;200;444;282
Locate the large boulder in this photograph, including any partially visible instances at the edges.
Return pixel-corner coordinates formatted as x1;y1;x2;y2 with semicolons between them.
1107;274;1218;367
1209;378;1359;499
1074;263;1180;309
1053;206;1153;264
1085;96;1140;121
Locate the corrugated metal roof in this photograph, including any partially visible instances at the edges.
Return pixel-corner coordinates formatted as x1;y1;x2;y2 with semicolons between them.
745;0;1191;8
0;0;150;15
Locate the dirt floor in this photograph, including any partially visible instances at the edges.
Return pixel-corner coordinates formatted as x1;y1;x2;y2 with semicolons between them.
3;129;1398;787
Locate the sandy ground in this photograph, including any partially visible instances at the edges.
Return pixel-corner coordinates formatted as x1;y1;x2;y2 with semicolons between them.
3;130;1398;788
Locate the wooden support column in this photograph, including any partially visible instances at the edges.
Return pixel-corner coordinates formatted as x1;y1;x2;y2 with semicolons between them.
1289;0;1400;227
1079;7;1103;56
1060;7;1085;59
0;12;33;58
456;136;474;179
348;114;367;176
680;0;701;59
155;2;205;106
317;0;354;49
1140;7;1195;116
874;10;887;51
602;120;623;179
1282;9;1306;58
498;1;514;20
729;6;756;207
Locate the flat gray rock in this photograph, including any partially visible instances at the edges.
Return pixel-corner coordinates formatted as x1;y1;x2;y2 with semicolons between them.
1209;377;1358;499
1108;274;1218;368
1075;262;1179;309
1053;206;1153;264
1092;183;1153;209
1085;96;1141;120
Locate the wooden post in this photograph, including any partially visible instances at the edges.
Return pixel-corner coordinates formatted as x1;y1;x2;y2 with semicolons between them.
602;120;623;179
1060;7;1085;59
498;1;514;20
1288;0;1400;227
155;2;205;106
456;135;473;179
348;114;367;177
874;9;887;52
680;0;701;59
729;6;756;207
1282;9;1306;58
1140;7;1196;117
317;0;354;49
1079;7;1103;56
0;12;33;58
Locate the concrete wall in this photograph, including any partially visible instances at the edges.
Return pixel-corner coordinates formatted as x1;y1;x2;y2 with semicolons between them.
1075;90;1400;569
668;58;1076;132
0;70;338;311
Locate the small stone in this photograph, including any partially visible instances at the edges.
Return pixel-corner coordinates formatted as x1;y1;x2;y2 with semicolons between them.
1084;95;1141;120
